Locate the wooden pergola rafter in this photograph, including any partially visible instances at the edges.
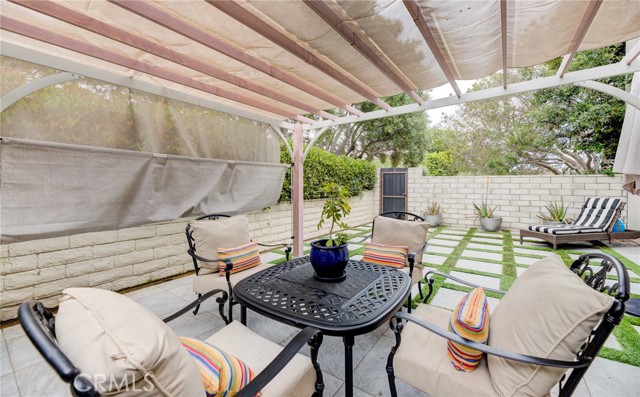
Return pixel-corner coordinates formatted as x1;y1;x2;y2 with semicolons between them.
557;0;603;78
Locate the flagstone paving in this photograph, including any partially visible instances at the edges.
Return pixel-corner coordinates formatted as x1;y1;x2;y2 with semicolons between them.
2;226;639;397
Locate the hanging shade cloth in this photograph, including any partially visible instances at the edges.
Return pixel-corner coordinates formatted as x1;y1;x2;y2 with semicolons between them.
0;138;287;243
613;72;640;195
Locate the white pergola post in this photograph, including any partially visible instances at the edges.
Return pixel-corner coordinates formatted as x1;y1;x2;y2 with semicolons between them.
292;123;304;257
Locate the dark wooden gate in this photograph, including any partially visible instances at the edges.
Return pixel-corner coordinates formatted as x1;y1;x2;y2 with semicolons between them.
380;168;408;214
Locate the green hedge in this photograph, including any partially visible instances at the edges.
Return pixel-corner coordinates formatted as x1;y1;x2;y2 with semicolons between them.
279;143;376;203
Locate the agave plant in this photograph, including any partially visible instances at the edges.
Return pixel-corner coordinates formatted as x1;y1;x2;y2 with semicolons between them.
424;201;442;216
537;200;571;223
472;201;499;219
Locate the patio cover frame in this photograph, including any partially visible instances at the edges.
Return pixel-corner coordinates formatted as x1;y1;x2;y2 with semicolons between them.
1;1;640;256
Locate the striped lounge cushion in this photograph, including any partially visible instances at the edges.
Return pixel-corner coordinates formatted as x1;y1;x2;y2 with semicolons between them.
362;242;408;268
573;197;622;230
217;241;262;276
528;224;603;234
179;336;257;397
447;287;490;372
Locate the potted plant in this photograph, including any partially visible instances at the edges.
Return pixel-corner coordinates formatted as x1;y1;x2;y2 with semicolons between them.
423;202;443;227
310;182;351;281
537;200;571;225
472;201;502;232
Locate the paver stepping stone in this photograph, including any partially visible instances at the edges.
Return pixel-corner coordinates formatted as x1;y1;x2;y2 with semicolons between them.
440;229;467;235
474;231;504;238
435;234;464;241
514;255;544;266
456;258;503;275
429;245;455;254
461;249;503;261
470;236;504;244
466;242;502;251
604;335;623;350
430;288;500;314
516;267;527;277
350;254;363;261
423;254;447;265
347;243;363;251
448;271;501;290
512;247;550;257
261;252;285;263
428;238;459;247
343;229;364;235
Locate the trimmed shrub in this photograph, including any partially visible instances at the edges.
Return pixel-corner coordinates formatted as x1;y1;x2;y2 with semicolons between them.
279;143;376;203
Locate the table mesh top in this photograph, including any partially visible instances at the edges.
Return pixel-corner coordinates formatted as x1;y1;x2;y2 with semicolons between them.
234;257;410;327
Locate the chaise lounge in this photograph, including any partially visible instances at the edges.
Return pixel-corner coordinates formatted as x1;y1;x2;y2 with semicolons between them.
520;197;640;249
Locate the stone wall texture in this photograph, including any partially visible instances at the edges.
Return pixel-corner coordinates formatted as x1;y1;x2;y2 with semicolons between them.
2;171;635;322
0;189;378;321
405;169;636;231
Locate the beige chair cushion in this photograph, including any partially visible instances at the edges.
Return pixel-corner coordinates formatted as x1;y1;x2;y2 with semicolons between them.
488;255;614;397
372;216;429;264
206;321;316;397
394;304;497;396
192;262;269;294
190;215;251;272
55;288;204;397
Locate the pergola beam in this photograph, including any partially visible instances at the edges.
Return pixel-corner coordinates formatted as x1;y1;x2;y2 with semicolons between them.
109;0;361;117
500;0;508;89
557;0;602;78
622;40;640;65
207;0;391;111
1;71;79;112
303;0;422;105
301;60;640;130
403;0;462;98
9;0;337;121
0;16;315;123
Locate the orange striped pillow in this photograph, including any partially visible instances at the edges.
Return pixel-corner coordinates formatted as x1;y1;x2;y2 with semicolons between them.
447;287;490;372
217;242;262;276
362;243;408;268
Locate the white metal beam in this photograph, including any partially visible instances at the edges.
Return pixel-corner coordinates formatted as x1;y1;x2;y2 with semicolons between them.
303;126;330;161
0;41;295;129
269;125;293;159
623;40;640;65
302;60;640;130
1;71;79;111
574;80;640;110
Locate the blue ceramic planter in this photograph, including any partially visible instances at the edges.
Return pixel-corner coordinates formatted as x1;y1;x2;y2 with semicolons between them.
309;239;349;281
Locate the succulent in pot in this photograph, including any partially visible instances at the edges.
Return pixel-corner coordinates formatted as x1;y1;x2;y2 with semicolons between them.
472;201;502;232
310;183;351;281
423;202;443;227
537;200;571;225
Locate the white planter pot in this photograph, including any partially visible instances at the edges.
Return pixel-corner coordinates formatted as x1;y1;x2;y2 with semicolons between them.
424;214;442;227
480;217;502;232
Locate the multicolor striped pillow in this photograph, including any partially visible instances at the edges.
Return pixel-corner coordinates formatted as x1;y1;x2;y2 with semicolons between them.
217;241;262;276
447;287;490;372
362;242;408;268
179;336;257;397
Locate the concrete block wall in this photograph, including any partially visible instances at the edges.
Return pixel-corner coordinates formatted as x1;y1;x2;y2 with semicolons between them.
0;190;378;322
407;168;635;231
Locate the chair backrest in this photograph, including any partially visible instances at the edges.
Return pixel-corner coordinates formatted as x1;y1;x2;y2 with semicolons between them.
18;302;99;397
372;212;428;262
573;198;625;231
185;213;231;272
560;253;629;395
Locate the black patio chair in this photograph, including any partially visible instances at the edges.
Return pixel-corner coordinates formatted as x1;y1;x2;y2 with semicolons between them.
18;289;323;397
185;213;291;322
386;252;629;397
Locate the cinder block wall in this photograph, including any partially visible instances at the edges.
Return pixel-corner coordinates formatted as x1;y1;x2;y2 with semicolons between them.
0;190;378;322
407;168;634;231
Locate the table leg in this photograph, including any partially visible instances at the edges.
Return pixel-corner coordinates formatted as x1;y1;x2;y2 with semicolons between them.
240;305;247;325
343;335;355;397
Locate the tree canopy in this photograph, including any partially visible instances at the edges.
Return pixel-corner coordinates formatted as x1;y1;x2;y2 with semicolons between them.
314;93;430;167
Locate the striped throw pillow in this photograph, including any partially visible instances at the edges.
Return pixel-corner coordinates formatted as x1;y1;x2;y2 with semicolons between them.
179;336;257;397
217;242;262;276
362;243;408;268
447;287;490;372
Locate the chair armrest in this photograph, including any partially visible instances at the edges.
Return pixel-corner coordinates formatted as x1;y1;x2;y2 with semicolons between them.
236;327;323;397
393;311;590;369
162;289;229;323
186;248;219;264
350;234;371;245
424;270;505;295
256;242;292;261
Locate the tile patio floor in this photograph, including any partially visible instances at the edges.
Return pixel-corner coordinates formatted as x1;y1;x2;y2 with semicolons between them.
1;226;639;396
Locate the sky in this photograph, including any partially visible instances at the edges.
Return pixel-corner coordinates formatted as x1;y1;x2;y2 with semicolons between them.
425;80;478;126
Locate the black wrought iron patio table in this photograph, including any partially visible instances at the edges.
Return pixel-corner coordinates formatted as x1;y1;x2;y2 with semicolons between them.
233;256;411;397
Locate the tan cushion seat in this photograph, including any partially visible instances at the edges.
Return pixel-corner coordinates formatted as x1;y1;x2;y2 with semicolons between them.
394;304;497;396
372;216;429;265
190;215;251;272
398;263;423;285
206;321;316;397
193;263;270;294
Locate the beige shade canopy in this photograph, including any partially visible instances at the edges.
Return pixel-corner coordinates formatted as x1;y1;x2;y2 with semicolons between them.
2;0;639;127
